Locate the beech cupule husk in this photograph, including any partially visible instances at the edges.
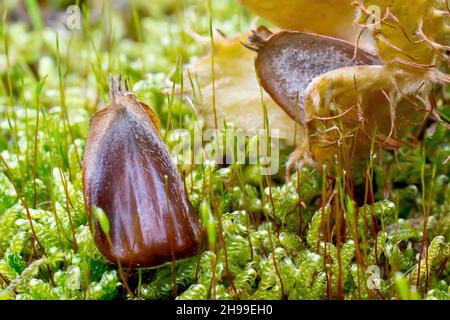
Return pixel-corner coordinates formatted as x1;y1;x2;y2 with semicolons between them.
83;76;203;268
246;26;380;125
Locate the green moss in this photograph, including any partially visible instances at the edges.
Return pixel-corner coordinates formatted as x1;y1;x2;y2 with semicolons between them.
0;0;448;300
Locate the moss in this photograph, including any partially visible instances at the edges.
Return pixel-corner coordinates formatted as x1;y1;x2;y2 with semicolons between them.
0;0;448;300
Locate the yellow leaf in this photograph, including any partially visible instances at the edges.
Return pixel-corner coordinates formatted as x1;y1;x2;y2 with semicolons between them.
185;32;305;147
239;0;359;41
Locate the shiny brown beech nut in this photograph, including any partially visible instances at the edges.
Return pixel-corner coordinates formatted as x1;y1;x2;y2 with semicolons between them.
83;77;203;268
245;26;380;126
239;0;362;44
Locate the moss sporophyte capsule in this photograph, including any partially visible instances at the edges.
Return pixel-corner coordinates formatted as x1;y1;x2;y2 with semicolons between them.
82;77;203;268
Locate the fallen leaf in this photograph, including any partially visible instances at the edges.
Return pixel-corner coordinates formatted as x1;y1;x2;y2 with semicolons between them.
83;78;203;268
185;32;305;147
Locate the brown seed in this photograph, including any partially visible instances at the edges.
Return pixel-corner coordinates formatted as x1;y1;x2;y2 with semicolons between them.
239;0;362;42
83;77;203;268
247;26;380;125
